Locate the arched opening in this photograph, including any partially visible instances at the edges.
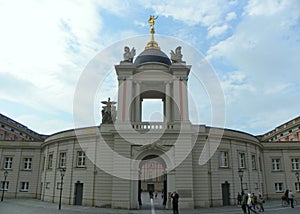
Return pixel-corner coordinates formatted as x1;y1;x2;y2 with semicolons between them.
138;155;167;210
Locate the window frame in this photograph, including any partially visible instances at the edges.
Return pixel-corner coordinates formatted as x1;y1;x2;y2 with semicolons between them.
20;182;29;192
239;152;246;169
291;158;299;171
275;182;284;193
4;157;13;169
59;152;66;169
48;154;53;169
77;151;86;168
23;157;32;170
219;151;229;168
0;181;9;191
272;159;281;171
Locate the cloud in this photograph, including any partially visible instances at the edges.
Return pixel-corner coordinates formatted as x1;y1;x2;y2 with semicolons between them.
205;0;300;134
139;0;232;27
226;12;237;21
207;24;229;38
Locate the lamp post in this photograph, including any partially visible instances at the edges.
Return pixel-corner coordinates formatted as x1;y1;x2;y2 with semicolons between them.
296;171;300;193
58;168;65;210
238;168;244;193
1;170;8;202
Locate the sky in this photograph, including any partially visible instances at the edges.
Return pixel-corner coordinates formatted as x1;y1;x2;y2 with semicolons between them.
0;0;299;136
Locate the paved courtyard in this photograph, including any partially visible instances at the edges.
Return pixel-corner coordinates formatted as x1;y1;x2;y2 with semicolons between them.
0;198;299;214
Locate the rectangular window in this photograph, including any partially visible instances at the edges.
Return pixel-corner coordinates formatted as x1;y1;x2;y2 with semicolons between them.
57;182;62;190
239;153;246;168
59;152;66;168
220;151;229;168
272;159;280;171
48;154;53;169
0;181;9;191
275;182;283;193
24;158;32;170
295;182;300;192
20;182;29;192
251;155;256;170
77;151;85;167
291;158;299;170
4;157;13;169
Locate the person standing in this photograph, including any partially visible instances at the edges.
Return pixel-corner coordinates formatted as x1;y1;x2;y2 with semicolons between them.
257;194;265;212
171;191;179;214
237;192;242;205
241;191;247;214
288;189;295;208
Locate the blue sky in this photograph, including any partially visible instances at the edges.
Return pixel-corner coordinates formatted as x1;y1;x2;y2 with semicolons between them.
0;0;299;135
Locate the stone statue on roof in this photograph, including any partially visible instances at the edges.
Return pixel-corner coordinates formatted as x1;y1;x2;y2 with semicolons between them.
101;97;117;124
170;46;185;63
121;46;136;63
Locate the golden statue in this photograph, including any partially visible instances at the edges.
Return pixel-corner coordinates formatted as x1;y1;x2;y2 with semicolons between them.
148;15;158;34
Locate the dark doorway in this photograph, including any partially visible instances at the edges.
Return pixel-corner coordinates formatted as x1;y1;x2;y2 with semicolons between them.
222;181;230;206
74;181;83;205
147;183;154;192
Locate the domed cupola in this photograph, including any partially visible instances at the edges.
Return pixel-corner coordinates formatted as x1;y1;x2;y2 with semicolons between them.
134;49;171;65
134;15;171;66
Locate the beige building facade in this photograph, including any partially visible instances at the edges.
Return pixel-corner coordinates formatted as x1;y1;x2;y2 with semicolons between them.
1;33;300;210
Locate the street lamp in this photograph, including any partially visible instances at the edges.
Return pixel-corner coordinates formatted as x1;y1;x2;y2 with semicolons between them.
58;168;65;210
295;171;300;193
1;170;8;202
238;168;244;192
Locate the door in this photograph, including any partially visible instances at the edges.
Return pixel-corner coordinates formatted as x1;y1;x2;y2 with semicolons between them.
147;183;154;192
74;182;83;205
222;181;230;206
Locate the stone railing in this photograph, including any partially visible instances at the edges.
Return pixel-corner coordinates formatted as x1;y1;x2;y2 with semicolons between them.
131;122;175;130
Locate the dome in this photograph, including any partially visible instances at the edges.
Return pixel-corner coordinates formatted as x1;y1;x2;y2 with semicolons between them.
134;48;171;65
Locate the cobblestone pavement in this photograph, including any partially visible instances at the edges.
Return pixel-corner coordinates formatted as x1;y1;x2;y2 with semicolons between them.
0;198;299;214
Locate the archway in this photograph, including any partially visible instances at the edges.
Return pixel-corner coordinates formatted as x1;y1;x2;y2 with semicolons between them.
138;155;167;210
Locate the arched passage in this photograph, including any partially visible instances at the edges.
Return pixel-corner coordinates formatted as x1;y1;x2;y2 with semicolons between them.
138;155;167;210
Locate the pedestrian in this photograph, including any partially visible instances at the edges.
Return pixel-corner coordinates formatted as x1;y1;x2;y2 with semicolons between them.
284;189;289;204
288;189;295;208
257;194;265;212
241;191;247;214
237;192;242;205
171;191;179;214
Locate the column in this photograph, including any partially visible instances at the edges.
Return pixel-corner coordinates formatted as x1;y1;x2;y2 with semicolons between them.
135;81;141;122
181;78;189;121
172;78;180;121
165;81;171;122
116;79;124;122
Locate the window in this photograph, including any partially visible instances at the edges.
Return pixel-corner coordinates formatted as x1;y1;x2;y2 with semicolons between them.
59;152;66;168
272;159;280;171
291;158;299;170
239;153;246;168
46;182;50;189
24;158;32;170
275;182;283;193
220;151;229;168
77;151;85;167
48;154;53;169
4;157;13;169
0;133;3;140
20;182;29;192
0;181;9;191
251;155;256;170
57;182;62;190
295;182;300;192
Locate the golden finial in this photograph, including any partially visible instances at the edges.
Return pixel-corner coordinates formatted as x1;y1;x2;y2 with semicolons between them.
145;15;160;50
148;15;158;35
